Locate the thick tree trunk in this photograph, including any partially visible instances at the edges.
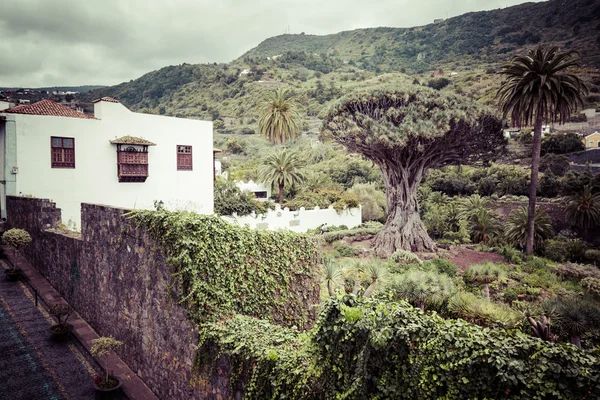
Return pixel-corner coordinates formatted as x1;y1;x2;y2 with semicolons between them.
374;166;435;257
570;334;582;349
278;183;284;204
482;283;490;301
327;281;335;297
526;117;543;255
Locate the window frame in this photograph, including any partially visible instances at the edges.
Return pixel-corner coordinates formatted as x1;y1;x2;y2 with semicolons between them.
50;136;75;168
177;145;193;171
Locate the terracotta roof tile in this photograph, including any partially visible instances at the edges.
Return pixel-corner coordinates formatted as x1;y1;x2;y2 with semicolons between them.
0;99;95;119
92;96;120;103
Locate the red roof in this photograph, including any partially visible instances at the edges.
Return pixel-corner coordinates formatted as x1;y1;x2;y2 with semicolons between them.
0;99;95;119
92;96;120;103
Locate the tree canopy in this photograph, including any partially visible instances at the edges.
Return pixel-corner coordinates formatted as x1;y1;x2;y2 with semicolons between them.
322;85;505;256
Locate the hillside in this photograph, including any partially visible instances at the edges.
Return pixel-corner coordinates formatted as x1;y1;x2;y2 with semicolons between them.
84;0;600;127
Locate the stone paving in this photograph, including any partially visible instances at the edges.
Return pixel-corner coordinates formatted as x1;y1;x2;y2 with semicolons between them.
0;259;127;400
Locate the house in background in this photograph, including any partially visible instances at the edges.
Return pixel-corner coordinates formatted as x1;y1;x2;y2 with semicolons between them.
0;97;214;229
584;131;600;150
236;180;271;200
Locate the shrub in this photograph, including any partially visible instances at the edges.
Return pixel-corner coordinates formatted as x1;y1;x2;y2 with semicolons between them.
544;239;570;262
425;258;458;277
348;183;387;222
389;249;422;265
544;238;587;263
522;256;550;273
585;249;600;265
322;227;380;244
497;245;524;264
540;153;570;176
541;132;585;155
2;228;32;252
333;243;357;258
448;291;521;328
551;263;600;281
214;178;268;216
581;277;600;298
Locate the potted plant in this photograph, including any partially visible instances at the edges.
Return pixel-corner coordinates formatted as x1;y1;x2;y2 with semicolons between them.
2;228;32;281
48;303;73;338
90;337;124;392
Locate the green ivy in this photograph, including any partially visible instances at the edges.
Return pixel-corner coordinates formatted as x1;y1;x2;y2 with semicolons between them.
129;210;318;328
201;296;600;399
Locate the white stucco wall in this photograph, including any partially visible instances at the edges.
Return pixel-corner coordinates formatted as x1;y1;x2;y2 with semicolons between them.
222;204;362;233
2;101;213;229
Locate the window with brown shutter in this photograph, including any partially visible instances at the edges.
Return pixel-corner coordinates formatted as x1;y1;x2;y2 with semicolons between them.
51;137;75;168
177;145;192;170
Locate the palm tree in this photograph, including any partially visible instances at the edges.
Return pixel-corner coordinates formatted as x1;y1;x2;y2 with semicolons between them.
257;87;301;144
259;149;305;203
498;46;588;255
504;206;554;251
464;262;507;301
467;208;503;244
565;185;600;239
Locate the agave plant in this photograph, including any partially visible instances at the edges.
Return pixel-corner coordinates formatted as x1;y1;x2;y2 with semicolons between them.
339;259;387;297
504;206;554;250
464;262;507;301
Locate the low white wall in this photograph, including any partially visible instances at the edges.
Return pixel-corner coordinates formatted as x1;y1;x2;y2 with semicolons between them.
222;204;362;233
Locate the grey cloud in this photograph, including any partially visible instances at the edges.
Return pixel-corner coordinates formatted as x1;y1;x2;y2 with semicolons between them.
0;0;541;87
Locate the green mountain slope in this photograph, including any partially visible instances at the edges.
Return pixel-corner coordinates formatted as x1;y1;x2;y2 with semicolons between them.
84;0;600;125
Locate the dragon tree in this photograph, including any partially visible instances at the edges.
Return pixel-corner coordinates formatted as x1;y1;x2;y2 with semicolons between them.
322;85;505;257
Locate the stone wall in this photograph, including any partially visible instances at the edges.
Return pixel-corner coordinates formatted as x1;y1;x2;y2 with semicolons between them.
6;195;319;399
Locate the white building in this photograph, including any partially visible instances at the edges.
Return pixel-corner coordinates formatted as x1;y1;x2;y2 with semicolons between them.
236;180;271;200
0;101;15;111
0;97;214;229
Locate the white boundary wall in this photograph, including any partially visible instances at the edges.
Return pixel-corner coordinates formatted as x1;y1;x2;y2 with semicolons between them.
222;204;362;233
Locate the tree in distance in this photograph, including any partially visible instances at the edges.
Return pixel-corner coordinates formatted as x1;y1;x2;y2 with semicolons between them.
322;84;505;257
498;46;588;254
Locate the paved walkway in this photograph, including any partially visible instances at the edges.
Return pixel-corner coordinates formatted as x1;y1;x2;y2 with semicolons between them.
0;258;107;399
2;250;157;400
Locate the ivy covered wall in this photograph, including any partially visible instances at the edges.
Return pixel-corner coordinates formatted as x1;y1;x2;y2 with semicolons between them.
6;196;320;399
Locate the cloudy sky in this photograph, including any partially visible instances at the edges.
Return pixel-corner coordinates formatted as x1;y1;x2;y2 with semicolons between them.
0;0;543;87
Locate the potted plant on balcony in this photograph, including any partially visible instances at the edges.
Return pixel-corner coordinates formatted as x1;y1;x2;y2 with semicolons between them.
48;303;73;338
2;228;32;281
91;337;124;392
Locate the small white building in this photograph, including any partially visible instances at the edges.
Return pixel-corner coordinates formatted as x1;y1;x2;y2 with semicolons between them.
236;180;271;200
0;97;214;229
0;101;15;111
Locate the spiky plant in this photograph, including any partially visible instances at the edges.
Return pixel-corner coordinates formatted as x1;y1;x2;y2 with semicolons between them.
257;87;301;144
457;194;490;219
464;262;507;301
259;149;305;203
504;206;554;250
565;185;600;239
498;46;588;254
467;208;503;244
322;258;342;297
360;261;388;298
390;269;455;310
554;298;600;349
